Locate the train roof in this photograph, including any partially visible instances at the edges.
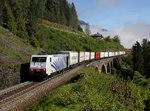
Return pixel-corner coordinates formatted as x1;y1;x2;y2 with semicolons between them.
31;53;68;57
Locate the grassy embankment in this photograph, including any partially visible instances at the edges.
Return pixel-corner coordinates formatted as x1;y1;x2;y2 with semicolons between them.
28;67;149;111
33;20;124;52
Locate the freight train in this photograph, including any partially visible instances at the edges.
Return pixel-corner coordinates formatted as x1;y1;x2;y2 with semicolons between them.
29;51;125;80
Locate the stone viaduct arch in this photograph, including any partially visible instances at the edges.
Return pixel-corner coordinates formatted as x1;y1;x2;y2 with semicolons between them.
113;57;121;70
101;65;106;73
88;57;121;74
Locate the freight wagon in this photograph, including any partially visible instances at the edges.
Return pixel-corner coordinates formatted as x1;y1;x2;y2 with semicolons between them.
90;52;95;60
60;51;78;67
85;52;90;61
95;52;100;59
101;52;105;58
78;52;85;63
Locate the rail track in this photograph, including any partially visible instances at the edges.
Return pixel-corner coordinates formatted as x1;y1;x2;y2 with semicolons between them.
0;65;83;111
0;82;34;100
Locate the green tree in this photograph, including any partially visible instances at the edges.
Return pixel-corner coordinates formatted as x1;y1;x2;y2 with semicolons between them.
132;41;144;74
45;0;61;23
3;0;17;34
69;3;78;29
0;0;4;25
36;0;46;18
26;0;37;37
105;36;111;41
9;0;29;39
142;39;150;78
113;35;120;43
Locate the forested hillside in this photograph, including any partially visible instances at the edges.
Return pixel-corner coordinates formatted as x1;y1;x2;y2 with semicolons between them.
0;0;79;40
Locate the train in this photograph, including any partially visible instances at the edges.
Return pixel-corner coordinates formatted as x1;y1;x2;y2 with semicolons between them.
29;51;125;80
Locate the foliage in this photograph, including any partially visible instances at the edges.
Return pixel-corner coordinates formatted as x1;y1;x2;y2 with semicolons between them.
133;71;150;88
28;68;149;111
121;55;133;67
104;36;111;42
0;0;79;39
112;35;121;43
141;39;150;78
3;0;17;34
33;24;123;52
132;39;150;78
132;41;144;75
30;36;39;48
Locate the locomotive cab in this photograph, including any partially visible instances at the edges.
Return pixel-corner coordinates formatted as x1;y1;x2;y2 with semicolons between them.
29;54;68;81
30;56;47;72
30;55;49;80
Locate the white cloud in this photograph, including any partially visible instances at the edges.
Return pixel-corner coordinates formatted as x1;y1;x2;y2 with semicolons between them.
81;24;116;38
113;22;150;48
82;22;150;48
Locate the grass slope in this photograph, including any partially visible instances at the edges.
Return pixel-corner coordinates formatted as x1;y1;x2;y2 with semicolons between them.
0;26;38;89
0;26;37;66
33;23;124;52
28;68;149;111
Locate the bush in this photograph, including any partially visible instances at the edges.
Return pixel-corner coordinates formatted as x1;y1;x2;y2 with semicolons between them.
30;36;39;48
133;71;150;88
28;68;149;111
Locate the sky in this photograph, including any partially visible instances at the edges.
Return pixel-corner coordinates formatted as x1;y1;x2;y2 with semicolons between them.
68;0;150;48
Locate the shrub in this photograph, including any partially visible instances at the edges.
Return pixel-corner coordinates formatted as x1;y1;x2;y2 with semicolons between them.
133;71;150;88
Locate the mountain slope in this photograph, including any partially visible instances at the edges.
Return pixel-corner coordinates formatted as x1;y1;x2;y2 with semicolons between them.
0;26;38;89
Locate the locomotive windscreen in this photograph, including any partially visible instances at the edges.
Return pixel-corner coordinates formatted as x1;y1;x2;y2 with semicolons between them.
32;57;47;62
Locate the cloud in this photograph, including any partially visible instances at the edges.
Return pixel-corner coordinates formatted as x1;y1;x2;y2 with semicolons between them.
81;24;116;38
113;22;150;48
89;25;116;37
82;22;150;49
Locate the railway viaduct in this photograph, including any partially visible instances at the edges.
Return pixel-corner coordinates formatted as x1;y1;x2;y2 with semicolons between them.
88;56;121;73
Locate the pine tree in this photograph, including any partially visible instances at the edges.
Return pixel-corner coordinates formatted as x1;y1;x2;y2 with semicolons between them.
0;0;80;38
26;0;37;36
132;41;144;74
9;0;29;39
3;0;17;34
142;39;150;78
59;0;67;25
46;0;60;23
0;0;3;25
36;0;46;18
69;3;78;29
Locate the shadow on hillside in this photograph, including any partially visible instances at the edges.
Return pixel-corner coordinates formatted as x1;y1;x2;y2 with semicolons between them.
20;63;30;82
